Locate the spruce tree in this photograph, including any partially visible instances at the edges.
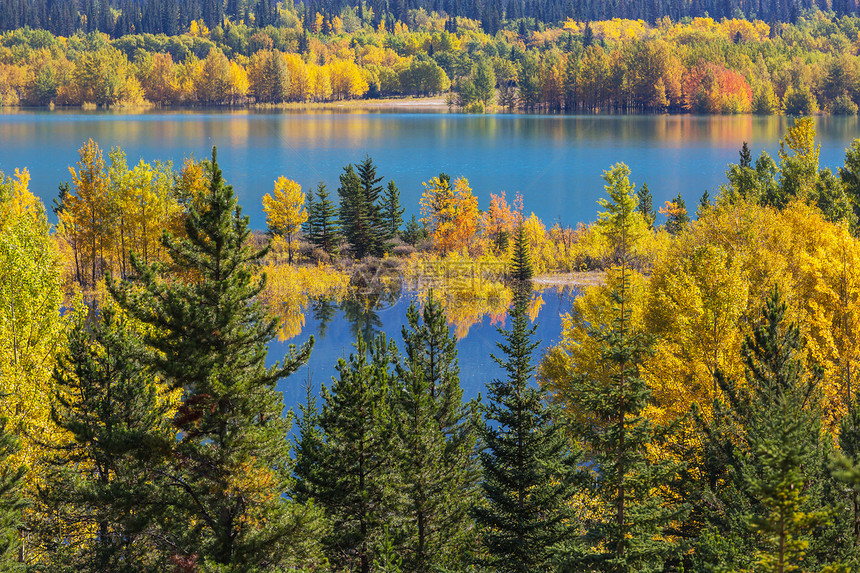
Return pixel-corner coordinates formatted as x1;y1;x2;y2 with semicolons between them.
0;417;26;572
560;163;687;573
697;189;711;218
665;191;690;235
395;292;479;572
401;214;427;247
705;287;848;572
41;309;172;572
740;140;753;168
302;187;316;238
636;181;655;229
308;182;341;260
293;334;398;573
509;221;533;281
108;147;318;571
338;164;375;258
474;233;580;572
383;180;404;239
356;156;391;256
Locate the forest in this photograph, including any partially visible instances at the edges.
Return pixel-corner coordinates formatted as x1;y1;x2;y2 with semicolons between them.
2;8;860;112
0;117;858;571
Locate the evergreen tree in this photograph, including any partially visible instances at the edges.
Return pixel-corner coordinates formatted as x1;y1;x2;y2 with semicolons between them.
636;181;655;229
0;416;26;572
697;189;711;218
108;147;319;571
338;164;375;259
401;214;427;246
559;164;687;573
294;334;398;573
740;140;753;168
395;292;480;571
302;187;316;238
665;191;690;235
474;232;580;572
40;309;171;572
703;287;849;572
357;155;391;255
309;182;342;260
383;180;404;238
509;221;533;282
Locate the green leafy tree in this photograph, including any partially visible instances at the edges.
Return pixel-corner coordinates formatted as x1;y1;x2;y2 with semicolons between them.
108;147;320;571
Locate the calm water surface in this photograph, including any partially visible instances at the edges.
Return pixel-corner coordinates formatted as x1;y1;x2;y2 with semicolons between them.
2;109;860;229
2;110;858;409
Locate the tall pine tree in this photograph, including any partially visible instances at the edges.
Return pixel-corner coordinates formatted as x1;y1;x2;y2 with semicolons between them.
108;147;320;571
308;182;341;260
293;334;398;573
474;237;580;572
559;163;687;573
395;292;480;571
40;309;172;572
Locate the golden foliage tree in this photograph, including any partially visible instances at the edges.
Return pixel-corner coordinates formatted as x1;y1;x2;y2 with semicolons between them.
263;176;308;264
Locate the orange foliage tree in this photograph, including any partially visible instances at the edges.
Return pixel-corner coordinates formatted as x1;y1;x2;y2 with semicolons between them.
419;175;479;253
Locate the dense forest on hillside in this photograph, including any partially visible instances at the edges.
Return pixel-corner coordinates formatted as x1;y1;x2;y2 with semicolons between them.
1;119;860;570
1;11;860;112
0;0;858;36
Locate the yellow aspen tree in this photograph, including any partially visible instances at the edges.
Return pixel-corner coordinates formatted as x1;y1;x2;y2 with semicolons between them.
262;177;308;264
61;139;113;288
0;168;72;487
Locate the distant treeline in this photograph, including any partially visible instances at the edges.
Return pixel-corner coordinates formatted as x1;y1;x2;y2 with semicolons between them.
2;12;860;114
0;0;858;38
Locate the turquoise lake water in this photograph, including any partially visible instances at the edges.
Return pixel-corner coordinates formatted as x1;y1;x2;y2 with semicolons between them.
2;109;858;410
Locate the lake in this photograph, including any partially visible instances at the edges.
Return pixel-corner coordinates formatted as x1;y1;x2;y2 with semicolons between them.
2;110;859;230
1;109;858;410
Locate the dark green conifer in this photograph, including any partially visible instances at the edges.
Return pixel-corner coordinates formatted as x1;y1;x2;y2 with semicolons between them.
0;417;26;572
475;224;578;572
294;334;398;573
401;214;427;247
395;292;479;572
302;187;316;238
41;310;171;572
665;191;690;235
309;182;341;260
339;162;388;258
108;147;318;571
509;221;533;282
697;189;711;218
635;182;655;229
561;163;687;572
383;180;404;238
740;141;753;168
357;156;391;255
693;287;853;572
474;281;580;573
